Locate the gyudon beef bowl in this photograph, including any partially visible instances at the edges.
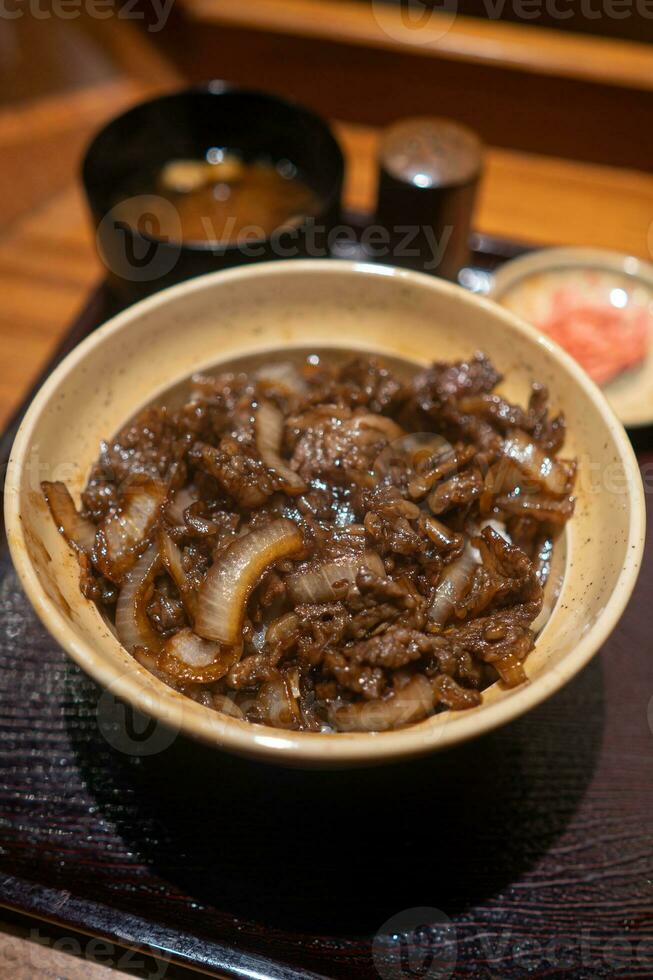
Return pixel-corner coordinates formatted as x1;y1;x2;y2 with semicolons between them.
5;261;644;765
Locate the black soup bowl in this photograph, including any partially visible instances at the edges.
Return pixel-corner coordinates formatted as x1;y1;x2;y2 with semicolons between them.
82;83;345;302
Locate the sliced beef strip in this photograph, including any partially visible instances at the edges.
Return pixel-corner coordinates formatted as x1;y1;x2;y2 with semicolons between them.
147;587;187;634
454;525;543;622
189;439;276;509
427;469;484;516
288;408;394;484
336;356;407;413
343;625;438;670
321;651;387;701
413;352;501;413
360;485;426;557
61;350;575;734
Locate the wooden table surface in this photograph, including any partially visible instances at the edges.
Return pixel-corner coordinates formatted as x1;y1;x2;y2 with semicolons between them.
2;79;653;432
1;19;653;980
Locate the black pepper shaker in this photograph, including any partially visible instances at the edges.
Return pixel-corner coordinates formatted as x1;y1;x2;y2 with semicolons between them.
375;117;483;281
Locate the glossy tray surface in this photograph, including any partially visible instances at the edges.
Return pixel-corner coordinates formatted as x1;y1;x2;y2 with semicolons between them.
1;248;652;978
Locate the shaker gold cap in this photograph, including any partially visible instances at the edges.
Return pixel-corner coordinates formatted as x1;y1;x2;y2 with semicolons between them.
379;117;484;189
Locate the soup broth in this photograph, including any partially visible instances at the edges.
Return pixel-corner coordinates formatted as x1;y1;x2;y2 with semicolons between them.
113;152;322;245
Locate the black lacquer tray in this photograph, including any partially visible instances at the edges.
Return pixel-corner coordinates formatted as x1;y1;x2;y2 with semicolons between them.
1;237;653;980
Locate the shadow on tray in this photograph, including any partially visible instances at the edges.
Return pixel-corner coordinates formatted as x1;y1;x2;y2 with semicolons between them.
67;656;604;936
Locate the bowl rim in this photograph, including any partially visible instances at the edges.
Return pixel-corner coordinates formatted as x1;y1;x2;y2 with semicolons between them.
490;245;653;299
5;259;646;765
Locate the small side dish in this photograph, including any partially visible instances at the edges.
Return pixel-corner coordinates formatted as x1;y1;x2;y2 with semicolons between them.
491;249;653;400
498;267;652;385
43;350;575;733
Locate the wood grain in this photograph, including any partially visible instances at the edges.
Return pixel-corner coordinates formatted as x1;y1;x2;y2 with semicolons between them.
180;0;653;91
0;921;135;979
163;17;653;170
335;122;653;256
0;62;178;432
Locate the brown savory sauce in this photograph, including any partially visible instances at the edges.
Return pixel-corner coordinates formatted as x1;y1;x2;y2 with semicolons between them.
112;152;321;245
42;350;576;734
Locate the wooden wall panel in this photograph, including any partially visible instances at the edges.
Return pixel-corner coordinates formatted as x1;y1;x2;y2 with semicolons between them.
157;17;653;170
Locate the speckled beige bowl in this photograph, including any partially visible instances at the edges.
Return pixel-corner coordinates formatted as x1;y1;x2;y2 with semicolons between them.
5;260;645;766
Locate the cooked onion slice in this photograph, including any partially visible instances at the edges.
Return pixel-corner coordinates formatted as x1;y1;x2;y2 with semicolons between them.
255;400;306;494
494;652;528;687
165;486;198;525
286;551;385;605
195;518;304;645
421;515;463;554
212;693;245;720
429;546;477;627
249;671;301;729
496;492;574;525
115;544;163;654
330;674;435;732
42;481;96;554
256;362;308;397
503;430;575;496
96;479;166;581
350;413;405;442
158;628;237;684
159;530;197;620
266;611;300;647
